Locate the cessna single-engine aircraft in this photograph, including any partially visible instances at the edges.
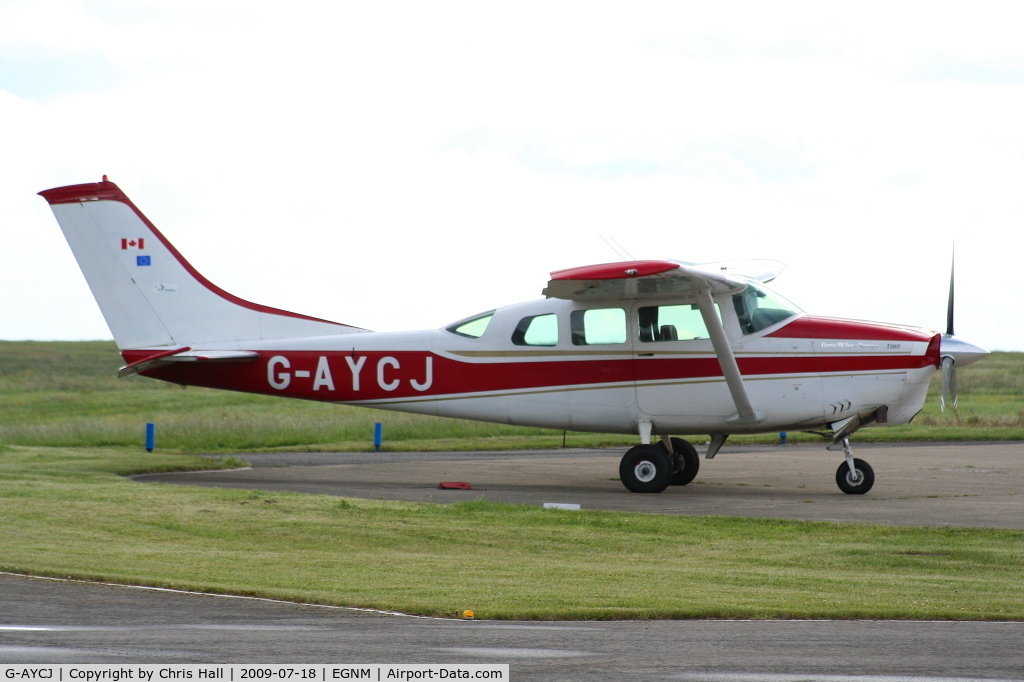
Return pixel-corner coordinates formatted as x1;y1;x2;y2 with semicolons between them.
41;178;989;495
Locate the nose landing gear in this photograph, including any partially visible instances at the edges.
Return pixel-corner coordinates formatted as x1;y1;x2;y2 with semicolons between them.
834;437;875;494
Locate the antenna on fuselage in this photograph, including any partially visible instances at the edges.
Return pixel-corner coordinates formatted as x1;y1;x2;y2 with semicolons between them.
600;235;635;261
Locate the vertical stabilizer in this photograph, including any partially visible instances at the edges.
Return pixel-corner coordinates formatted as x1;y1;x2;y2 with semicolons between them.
40;179;364;350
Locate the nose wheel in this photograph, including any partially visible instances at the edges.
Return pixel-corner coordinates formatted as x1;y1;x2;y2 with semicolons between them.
835;438;874;494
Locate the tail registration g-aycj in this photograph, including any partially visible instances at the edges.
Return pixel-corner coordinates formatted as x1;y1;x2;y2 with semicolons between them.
40;179;988;495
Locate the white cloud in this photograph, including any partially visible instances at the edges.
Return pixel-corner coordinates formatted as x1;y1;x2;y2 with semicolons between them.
2;0;1022;351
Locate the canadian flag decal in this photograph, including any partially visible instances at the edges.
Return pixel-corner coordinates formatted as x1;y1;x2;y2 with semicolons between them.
121;238;146;250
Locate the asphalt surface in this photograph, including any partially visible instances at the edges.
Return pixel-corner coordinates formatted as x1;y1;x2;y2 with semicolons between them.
6;442;1024;677
3;573;1024;678
136;442;1024;528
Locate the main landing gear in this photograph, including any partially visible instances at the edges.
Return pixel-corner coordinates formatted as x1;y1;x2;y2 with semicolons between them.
619;437;700;493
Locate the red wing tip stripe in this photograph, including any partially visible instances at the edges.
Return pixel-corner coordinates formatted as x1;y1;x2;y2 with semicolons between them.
550;260;679;281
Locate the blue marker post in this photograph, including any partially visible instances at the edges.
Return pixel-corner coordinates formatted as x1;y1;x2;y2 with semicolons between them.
779;431;788;445
374;422;383;452
145;423;156;452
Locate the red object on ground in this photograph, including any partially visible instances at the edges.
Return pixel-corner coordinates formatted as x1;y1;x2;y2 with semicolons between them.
437;482;472;490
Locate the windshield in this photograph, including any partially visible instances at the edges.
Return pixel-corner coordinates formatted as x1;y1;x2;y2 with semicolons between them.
732;282;801;335
446;311;495;338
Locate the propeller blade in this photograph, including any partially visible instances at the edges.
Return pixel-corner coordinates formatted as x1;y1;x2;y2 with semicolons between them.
937;244;987;411
946;248;955;336
940;356;953;412
950;361;958;409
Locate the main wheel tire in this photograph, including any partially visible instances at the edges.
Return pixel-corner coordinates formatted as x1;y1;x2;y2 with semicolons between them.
619;445;672;493
836;458;875;494
659;437;700;486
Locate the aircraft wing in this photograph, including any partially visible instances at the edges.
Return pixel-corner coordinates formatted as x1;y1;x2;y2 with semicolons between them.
542;259;784;301
543;258;778;427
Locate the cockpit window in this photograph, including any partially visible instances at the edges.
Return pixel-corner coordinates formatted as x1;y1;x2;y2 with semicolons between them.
732;284;800;335
446;311;495;338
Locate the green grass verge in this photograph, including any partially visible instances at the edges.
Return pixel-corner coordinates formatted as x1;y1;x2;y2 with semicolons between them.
2;341;1022;451
3;341;1022;620
2;445;1024;620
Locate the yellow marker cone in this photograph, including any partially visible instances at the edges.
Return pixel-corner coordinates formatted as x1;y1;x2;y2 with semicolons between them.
462;610;475;619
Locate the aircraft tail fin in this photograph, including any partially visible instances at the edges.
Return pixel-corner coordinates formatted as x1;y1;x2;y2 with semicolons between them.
40;179;364;350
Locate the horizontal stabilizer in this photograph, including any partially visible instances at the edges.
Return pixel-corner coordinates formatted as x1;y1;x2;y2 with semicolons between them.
119;347;260;378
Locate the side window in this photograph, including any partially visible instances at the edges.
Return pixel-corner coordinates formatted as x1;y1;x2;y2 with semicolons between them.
570;308;627;345
512;314;559;346
638;304;717;342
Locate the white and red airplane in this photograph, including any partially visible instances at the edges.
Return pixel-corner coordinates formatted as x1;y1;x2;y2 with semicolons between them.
40;178;989;495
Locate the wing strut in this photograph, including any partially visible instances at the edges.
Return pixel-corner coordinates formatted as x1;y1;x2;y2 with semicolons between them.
694;286;765;425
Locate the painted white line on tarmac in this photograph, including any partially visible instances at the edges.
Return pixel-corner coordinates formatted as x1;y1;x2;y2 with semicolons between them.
0;624;325;631
0;626;58;631
0;571;453;620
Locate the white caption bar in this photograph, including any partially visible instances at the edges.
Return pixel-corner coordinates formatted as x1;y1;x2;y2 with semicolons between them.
1;665;509;682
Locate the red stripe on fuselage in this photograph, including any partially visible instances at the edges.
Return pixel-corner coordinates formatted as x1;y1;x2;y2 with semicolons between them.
635;353;936;384
142;345;937;403
145;351;637;401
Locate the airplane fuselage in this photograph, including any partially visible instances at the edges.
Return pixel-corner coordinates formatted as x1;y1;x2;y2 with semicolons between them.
136;295;940;437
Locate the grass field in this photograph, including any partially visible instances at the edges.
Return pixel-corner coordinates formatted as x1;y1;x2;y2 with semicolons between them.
2;445;1023;620
1;340;1023;620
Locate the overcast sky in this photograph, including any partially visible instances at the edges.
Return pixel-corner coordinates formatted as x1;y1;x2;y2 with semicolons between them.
2;1;1022;351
